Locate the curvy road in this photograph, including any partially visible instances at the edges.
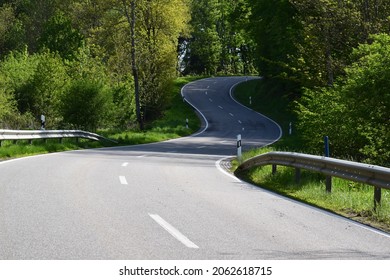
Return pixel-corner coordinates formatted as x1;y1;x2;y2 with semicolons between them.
0;77;389;260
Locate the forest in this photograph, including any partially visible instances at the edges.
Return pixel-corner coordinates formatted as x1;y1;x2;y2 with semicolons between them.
0;0;389;166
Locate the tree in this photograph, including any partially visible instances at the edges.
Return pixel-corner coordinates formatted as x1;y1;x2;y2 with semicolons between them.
297;34;390;166
0;4;24;58
247;0;303;97
38;11;84;60
184;0;222;75
119;0;190;128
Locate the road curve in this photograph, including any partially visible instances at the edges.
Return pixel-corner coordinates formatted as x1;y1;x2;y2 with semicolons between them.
0;77;389;260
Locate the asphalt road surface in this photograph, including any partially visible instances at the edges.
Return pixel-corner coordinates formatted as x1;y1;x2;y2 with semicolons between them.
0;77;389;260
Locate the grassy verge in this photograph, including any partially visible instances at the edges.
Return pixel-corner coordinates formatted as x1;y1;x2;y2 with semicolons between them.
233;78;390;233
0;76;201;160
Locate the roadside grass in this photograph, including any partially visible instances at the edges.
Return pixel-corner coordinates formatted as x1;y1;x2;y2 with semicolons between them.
0;76;201;160
0;138;101;159
233;78;390;233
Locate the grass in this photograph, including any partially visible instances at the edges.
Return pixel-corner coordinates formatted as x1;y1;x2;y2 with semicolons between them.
0;76;201;160
233;78;390;233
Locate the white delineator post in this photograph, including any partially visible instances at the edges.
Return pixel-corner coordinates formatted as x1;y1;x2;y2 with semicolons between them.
237;134;242;163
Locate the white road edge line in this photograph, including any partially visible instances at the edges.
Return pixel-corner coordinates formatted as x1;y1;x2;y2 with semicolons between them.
149;214;199;249
122;162;129;167
119;176;128;185
215;158;241;182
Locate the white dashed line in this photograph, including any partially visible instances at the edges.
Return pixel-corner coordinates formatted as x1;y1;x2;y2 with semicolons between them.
119;176;128;185
238;120;242;124
209;98;213;102
149;214;199;249
218;106;223;110
122;162;129;167
229;113;234;117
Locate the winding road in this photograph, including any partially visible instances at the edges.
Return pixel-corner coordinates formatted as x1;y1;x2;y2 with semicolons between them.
0;77;389;260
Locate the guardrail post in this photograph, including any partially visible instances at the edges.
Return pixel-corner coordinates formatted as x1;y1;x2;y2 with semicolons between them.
272;164;277;175
324;136;332;192
326;177;332;193
295;168;301;184
374;187;382;210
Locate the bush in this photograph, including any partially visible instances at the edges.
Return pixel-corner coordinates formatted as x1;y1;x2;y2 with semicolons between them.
61;80;114;131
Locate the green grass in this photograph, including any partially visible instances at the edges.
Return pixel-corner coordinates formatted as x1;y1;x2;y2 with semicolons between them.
0;76;201;159
233;78;390;233
0;138;101;159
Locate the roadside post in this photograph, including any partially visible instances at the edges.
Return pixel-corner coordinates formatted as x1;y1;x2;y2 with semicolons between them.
237;134;242;163
40;115;46;130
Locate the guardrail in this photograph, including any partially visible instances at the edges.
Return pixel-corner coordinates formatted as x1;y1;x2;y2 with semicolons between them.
0;129;117;145
235;151;390;207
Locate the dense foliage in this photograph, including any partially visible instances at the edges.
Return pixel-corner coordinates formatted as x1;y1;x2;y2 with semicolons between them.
0;0;388;166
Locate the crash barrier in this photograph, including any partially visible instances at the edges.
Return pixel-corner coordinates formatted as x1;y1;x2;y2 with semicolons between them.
0;129;117;145
236;151;390;208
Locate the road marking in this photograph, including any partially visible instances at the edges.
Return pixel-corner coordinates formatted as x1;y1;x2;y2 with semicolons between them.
209;98;213;102
119;176;128;185
238;120;242;124
229;113;234;117
205;91;208;95
122;162;129;167
207;86;210;89
215;158;241;182
218;106;223;110
149;214;199;249
137;155;146;158
197;146;206;149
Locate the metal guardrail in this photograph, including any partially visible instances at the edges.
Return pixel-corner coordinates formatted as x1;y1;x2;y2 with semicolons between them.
0;129;117;145
235;151;390;206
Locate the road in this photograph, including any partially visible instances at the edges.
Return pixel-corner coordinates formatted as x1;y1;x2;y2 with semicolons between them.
0;77;389;260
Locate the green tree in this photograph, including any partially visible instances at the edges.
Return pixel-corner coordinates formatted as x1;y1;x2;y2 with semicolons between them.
0;4;24;58
297;34;390;166
184;0;222;75
247;0;302;97
38;11;84;60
